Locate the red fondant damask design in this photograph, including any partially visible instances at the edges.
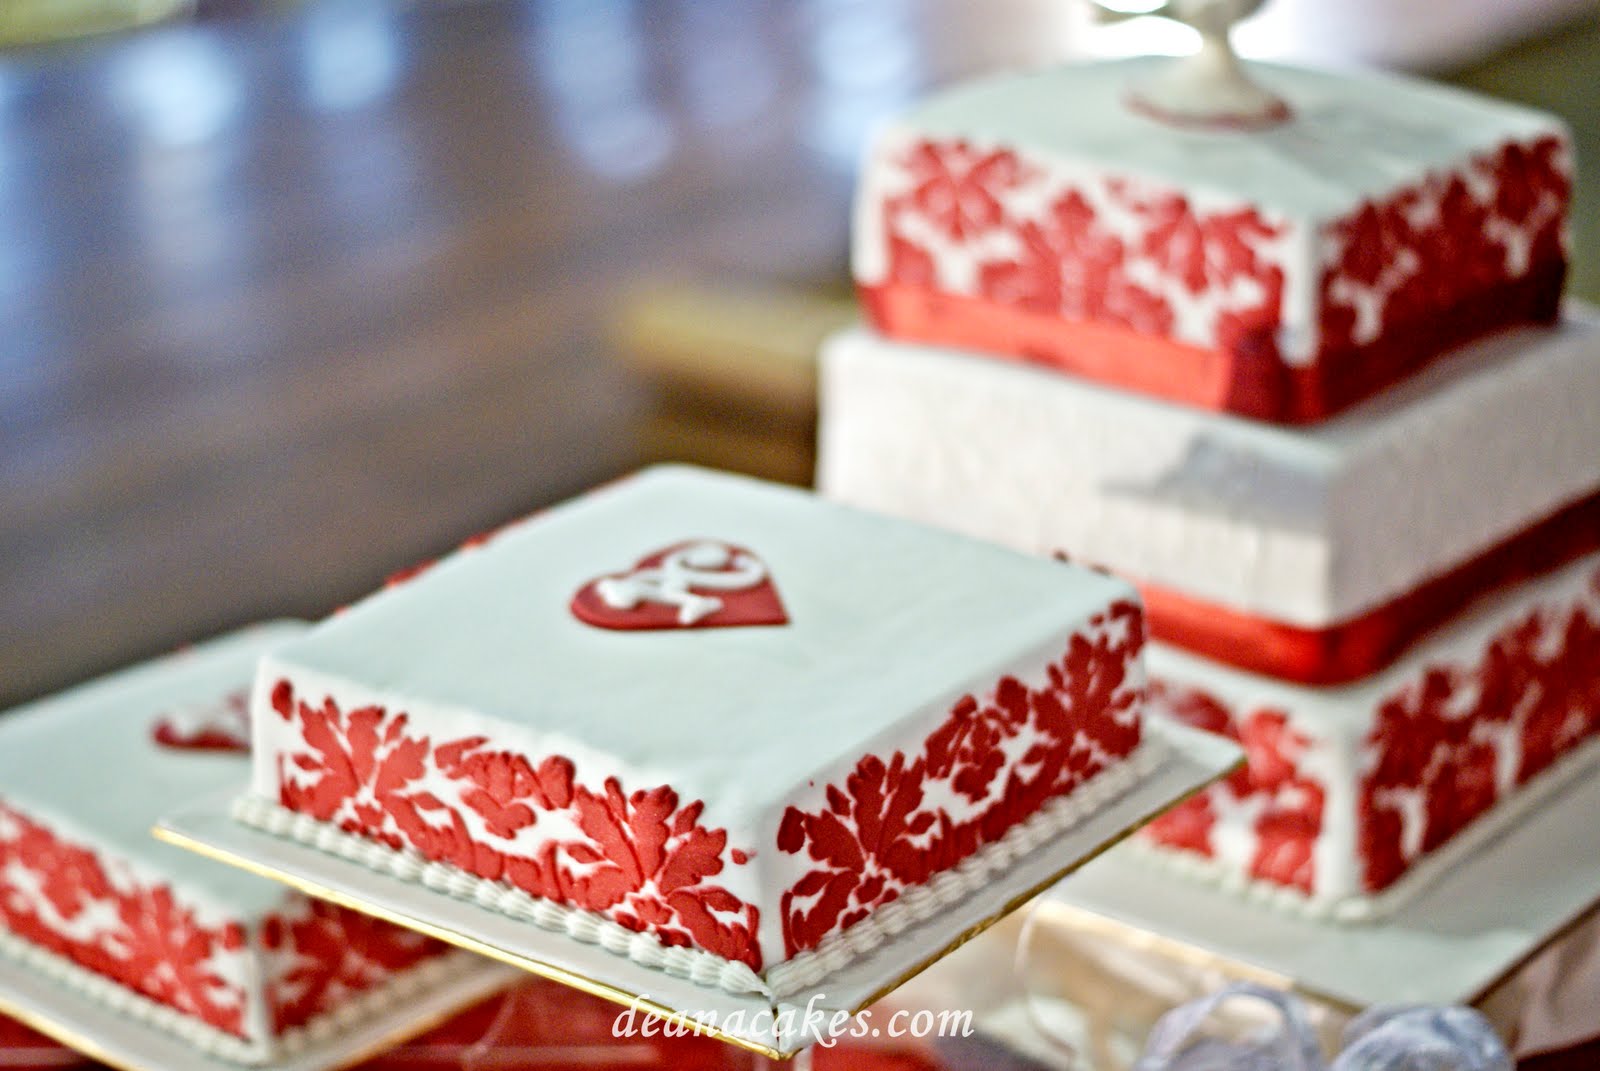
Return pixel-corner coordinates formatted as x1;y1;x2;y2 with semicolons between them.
0;802;251;1037
1141;687;1325;894
0;800;447;1042
898;140;1032;243
268;681;764;970
263;900;445;1033
863;133;1569;421
1142;565;1600;900
1320;135;1569;360
1360;567;1600;892
882;140;1282;349
775;600;1144;958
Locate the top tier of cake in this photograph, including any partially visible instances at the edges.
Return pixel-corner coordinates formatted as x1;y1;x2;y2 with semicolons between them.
244;466;1149;987
854;58;1571;423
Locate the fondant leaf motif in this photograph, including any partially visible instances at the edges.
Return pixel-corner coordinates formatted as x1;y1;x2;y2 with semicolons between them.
269;680;764;970
774;599;1146;957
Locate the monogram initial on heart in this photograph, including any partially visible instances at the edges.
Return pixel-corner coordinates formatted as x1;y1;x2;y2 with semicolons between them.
570;540;789;631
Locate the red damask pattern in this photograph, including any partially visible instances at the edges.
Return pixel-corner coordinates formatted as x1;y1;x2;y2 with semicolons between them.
263;900;445;1033
880;138;1287;354
775;600;1144;958
1142;565;1600;899
268;681;764;970
1360;567;1600;892
1320;135;1569;357
865;133;1568;421
0;803;251;1037
1141;688;1326;894
0;801;446;1042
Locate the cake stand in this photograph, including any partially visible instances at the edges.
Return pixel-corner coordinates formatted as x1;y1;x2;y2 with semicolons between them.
154;718;1239;1060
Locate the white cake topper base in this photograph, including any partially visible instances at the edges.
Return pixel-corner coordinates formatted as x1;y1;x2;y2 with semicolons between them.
155;719;1239;1059
0;950;518;1071
1049;751;1600;1011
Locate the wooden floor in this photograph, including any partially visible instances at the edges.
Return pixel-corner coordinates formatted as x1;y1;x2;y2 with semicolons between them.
0;0;864;704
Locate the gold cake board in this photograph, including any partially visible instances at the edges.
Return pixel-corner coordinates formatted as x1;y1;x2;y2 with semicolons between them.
1049;742;1600;1014
154;719;1240;1060
0;951;520;1071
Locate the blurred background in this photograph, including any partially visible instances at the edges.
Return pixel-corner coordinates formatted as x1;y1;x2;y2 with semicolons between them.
1;0;1597;708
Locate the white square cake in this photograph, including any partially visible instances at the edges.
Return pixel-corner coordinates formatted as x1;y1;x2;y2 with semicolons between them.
235;466;1151;999
819;311;1600;684
0;624;472;1065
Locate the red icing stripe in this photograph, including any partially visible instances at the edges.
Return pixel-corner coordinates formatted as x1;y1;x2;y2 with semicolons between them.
1135;491;1600;684
861;261;1563;424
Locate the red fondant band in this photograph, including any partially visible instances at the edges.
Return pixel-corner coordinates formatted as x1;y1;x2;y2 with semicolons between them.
860;259;1564;424
1133;490;1600;685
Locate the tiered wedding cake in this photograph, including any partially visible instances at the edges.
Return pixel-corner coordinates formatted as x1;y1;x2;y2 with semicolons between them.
820;13;1597;921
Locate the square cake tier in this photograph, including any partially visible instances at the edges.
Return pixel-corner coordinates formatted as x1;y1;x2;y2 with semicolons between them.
236;466;1150;999
818;310;1600;684
0;624;465;1065
1134;551;1600;921
854;58;1571;423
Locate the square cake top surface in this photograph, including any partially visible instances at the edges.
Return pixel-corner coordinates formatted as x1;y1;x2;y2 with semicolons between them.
265;466;1137;807
892;57;1563;219
0;622;307;914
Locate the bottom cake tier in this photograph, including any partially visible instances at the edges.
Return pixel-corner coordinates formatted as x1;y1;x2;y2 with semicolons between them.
1136;551;1600;920
0;624;467;1065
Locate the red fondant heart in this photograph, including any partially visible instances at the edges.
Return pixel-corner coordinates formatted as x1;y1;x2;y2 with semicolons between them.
571;540;789;631
151;690;252;753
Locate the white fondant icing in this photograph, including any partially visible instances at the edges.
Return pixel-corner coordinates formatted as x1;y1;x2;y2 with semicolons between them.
1138;550;1600;912
232;737;1164;999
594;540;767;625
248;465;1146;967
857;57;1564;232
818;309;1600;628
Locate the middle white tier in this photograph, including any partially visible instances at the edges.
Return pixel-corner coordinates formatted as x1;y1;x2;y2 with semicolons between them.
818;309;1600;683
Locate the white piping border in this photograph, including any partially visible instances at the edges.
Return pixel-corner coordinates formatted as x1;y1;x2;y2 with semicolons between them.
233;737;1164;1000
